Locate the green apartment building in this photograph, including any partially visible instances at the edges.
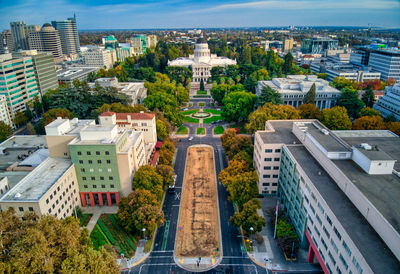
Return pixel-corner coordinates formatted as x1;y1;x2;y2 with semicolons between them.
0;53;39;117
45;118;146;207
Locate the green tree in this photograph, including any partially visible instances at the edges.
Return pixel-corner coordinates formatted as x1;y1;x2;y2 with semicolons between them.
0;121;12;142
360;107;380;117
352;116;386;130
24;103;34;121
337;89;365;118
156;119;170;140
117;189;164;236
176;86;189;105
297;103;321;119
211;84;229;105
132;165;164;201
42;108;74;126
222;91;257;122
230;199;266;234
0;209;118;273
303;83;316;104
26;122;36;135
240;46;252;64
319;106;352;130
225;171;259;210
257;86;283;106
13;112;27;127
282;52;294;75
200;79;205;91
317;73;328;79
156;164;175;189
361;87;375;108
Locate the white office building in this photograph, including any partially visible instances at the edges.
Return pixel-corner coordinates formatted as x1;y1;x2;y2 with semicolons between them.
374;82;400;121
256;75;341;109
0;95;12;127
83;48;113;69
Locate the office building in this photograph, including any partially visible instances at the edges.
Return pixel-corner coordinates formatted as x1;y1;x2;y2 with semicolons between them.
45;117;147;207
56;66;98;86
83;48;113;69
104;35;118;50
254;120;400;273
301;37;339;54
130;35;147;54
28;24;63;62
326;68;380;82
116;46;134;62
89;77;147;105
256;75;341;109
0;95;12;127
146;35;157;48
0;53;39;117
10;21;29;50
374;82;400;121
99;110;156;161
0;157;80;219
283;38;294;52
51;15;80;57
0;30;14;54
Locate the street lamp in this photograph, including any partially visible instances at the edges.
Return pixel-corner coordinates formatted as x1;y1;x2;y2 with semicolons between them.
249;227;254;250
142;228;146;240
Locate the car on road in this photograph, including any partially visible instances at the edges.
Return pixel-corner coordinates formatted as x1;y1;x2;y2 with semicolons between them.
168;175;177;192
182;108;188;111
188;136;193;141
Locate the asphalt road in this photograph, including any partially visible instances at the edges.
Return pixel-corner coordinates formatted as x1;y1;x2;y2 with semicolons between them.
126;133;266;274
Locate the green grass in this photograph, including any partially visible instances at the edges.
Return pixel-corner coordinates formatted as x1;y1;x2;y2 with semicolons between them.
181;109;198;115
229;124;247;134
193;95;211;98
176;126;188;135
204;109;222;115
198;102;205;107
196;128;205;135
183;116;199;123
79;214;93;227
203;115;222;124
214;126;224;135
197;90;207;95
188;102;193;107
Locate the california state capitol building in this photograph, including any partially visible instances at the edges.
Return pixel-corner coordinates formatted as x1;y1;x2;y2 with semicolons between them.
168;36;236;93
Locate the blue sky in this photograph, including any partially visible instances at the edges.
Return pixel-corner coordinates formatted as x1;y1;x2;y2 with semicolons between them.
0;0;399;30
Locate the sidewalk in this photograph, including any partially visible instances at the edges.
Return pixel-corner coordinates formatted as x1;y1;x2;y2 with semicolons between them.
247;197;322;272
81;206;118;232
119;239;150;269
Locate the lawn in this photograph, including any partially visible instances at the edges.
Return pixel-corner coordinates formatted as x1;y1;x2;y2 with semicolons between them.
177;126;189;135
181;109;198;115
198;102;205;107
196;127;205;135
197;90;207;95
203;115;222;123
90;214;138;257
79;213;93;227
214;126;224;135
183;116;199;123
204;109;222;115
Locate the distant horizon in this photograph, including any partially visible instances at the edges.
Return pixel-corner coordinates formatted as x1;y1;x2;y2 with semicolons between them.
1;0;399;31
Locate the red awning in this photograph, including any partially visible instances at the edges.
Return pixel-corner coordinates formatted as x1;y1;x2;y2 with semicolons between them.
155;141;163;149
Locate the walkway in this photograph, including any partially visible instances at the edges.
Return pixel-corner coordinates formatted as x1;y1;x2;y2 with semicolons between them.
119;239;150;270
81;206;118;232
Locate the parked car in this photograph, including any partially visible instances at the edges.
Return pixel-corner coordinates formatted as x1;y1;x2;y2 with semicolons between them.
183;108;188;111
188;136;193;141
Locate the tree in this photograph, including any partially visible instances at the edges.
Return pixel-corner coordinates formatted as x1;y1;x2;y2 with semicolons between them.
200;79;205;91
386;122;400;136
117;189;164;236
211;84;229;105
156;119;170;140
317;73;328;79
0;121;12;142
352;116;386;130
132;165;164;201
14;112;27;127
331;77;361;91
297;103;321;119
225;170;259;210
361;88;375;108
319;106;352;130
360;107;380;117
303;83;316;104
222;91;257;122
282;52;294;75
42;108;74;126
26;122;36;135
226;135;253;160
230;199;266;234
0;209;118;273
156;164;175;189
24;103;33;121
245;103;300;133
337;89;365;118
257;86;283;106
176;86;189;105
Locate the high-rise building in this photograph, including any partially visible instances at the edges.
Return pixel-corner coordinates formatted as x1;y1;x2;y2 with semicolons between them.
283;38;294;52
374;82;400;121
130;35;147;54
0;30;14;54
254;120;400;273
51;14;80;57
301;37;339;54
146;35;157;49
0;53;40;117
10;21;29;50
0;95;12;127
14;50;58;96
104;35;118;50
28;24;63;62
82;48;113;69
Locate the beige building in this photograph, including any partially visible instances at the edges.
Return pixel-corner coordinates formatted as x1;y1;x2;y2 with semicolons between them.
28;24;63;62
0;177;10;198
283;38;294;52
0;157;80;219
146;35;157;48
83;48;114;69
0;95;12;127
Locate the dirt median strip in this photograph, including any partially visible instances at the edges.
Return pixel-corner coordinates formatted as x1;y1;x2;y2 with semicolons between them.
175;145;220;257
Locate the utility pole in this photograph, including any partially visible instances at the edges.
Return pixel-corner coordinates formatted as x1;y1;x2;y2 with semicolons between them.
273;201;279;239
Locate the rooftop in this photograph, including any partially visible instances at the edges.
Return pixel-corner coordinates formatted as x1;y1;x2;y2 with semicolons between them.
0;158;72;202
287;145;400;273
258;120;302;145
304;122;351;152
56;67;98;81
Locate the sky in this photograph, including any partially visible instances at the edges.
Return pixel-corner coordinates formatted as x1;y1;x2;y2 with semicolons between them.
0;0;399;30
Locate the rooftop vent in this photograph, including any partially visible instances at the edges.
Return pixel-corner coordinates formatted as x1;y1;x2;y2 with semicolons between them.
320;129;329;135
15;193;21;198
360;143;372;150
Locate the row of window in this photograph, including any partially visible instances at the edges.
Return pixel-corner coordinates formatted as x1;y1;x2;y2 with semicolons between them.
83;184;115;189
82;176;113;181
46;182;75;204
77;151;110;156
78;159;111;164
263;174;279;179
264;157;280;162
265;148;281;153
264;166;279;170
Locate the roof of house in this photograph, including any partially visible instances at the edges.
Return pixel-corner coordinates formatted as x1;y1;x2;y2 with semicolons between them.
100;111;155;120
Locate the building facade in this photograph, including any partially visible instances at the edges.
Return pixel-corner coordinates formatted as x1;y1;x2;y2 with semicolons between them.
0;30;14;54
0;53;40;118
28;24;63;62
283;38;294;52
56;66;98;86
0;95;12;127
254;120;400;273
301;37;339;54
51;15;80;57
374;82;400;121
146;35;157;48
83;48;113;69
256;75;341;109
0;157;80;219
10;21;29;51
0;177;10;198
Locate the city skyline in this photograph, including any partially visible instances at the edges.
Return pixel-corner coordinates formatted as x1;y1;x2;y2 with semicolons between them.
1;0;400;30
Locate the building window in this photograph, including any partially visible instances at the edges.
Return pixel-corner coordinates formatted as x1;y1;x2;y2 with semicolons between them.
328;251;336;265
107;160;111;164
263;174;271;178
82;177;86;181
317;202;325;214
48;209;51;214
19;207;24;212
87;151;91;155
97;160;101;164
263;183;270;186
46;198;49;204
331;239;338;253
50;194;53;199
96;151;100;155
108;168;112;172
110;184;115;188
84;185;88;188
265;149;273;153
89;168;94;172
273;166;279;170
93;185;97;189
274;158;280;161
109;176;113;180
272;175;278;178
100;176;104;180
323;226;330;238
333;227;342;240
316;214;322;225
314;226;320;237
342;241;351;257
321;238;327;250
101;184;106;188
77;151;82;155
352;257;363;274
91;177;95;181
264;166;271;170
326;215;332;226
88;160;92;164
105;151;110;155
81;168;85;172
272;183;277;186
264;158;272;161
79;160;83;164
339;254;348;270
275;149;281;153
